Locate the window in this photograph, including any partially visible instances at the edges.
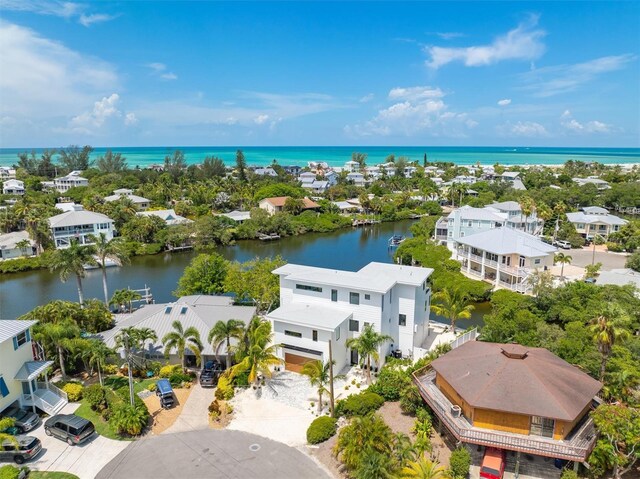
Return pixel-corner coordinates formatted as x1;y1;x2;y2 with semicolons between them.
467;221;472;227
399;314;407;326
296;284;322;293
13;330;28;350
284;330;302;338
335;326;341;341
0;377;9;397
530;416;555;438
349;292;360;305
312;330;318;341
534;259;541;265
331;289;338;302
364;294;370;300
180;307;188;314
381;295;384;311
487;253;498;262
390;290;392;302
577;223;585;229
349;320;359;332
165;307;172;314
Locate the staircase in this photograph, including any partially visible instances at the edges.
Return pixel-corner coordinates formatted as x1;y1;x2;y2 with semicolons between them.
22;382;68;416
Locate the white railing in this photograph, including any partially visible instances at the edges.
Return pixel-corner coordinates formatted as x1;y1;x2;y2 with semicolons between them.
450;328;478;350
38;381;68;402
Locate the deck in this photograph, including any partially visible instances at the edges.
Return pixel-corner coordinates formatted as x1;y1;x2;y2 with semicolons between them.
412;368;597;462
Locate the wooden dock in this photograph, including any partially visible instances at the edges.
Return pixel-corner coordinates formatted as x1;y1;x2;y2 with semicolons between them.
352;219;381;227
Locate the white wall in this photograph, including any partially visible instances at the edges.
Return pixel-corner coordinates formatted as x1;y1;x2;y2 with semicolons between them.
0;332;34;412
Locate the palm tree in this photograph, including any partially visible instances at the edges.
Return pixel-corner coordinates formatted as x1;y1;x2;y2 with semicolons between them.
399;457;448;479
162;320;203;371
554;252;572;280
207;319;246;369
81;339;113;386
589;305;631;380
15;239;32;257
49;240;97;306
333;414;393;471
519;196;535;232
430;287;475;331
229;318;282;386
391;432;417;465
136;327;158;355
110;288;142;313
34;320;81;380
345;323;393;384
301;359;345;413
89;233;130;305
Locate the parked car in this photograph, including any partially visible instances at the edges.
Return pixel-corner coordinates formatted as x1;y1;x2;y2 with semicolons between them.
1;406;41;433
44;414;95;446
0;435;42;464
554;239;572;249
480;447;506;479
156;379;175;409
199;370;217;388
202;360;224;373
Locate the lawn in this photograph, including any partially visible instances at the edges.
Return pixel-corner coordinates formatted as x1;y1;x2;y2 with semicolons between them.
103;376;157;393
30;473;80;479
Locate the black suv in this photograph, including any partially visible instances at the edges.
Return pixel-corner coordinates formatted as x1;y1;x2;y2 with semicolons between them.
1;406;41;433
44;414;95;446
0;435;42;464
200;360;224;388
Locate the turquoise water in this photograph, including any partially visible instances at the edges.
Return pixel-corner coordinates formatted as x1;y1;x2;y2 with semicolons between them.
1;146;638;168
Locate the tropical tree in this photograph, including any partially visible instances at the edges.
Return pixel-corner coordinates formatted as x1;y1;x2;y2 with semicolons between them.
333;414;394;473
81;339;113;386
229;317;281;386
110;289;142;313
345;323;392;384
162;320;203;371
174;253;229;297
15;238;32;257
89;233;130;305
518;195;536;232
0;417;19;450
589;304;631;380
207;319;245;369
584;262;602;280
301;359;345;413
399;457;448;479
554;252;572;280
430;287;475;330
49;240;97;306
526;270;554;298
224;256;286;313
34;320;81;380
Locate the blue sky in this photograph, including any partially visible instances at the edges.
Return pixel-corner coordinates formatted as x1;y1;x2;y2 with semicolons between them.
0;1;638;147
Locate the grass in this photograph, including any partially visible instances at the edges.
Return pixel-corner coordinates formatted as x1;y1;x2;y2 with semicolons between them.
30;473;80;479
103;376;156;393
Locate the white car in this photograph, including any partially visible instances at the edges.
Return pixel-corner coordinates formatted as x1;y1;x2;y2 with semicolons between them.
554;240;571;249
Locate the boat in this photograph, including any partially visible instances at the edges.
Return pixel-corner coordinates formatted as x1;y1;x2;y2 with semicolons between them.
388;235;405;248
257;233;281;241
83;257;119;270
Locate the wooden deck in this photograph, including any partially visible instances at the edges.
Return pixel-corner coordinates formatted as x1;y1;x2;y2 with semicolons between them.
413;368;597;462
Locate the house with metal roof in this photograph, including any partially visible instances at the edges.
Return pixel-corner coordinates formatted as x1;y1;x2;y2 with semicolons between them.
104;188;151;211
572;176;611;190
137;209;192;226
3;179;25;195
0;230;36;260
566;206;628;239
413;341;602;465
52;171;89;193
0;320;67;416
258;196;320;215
48;206;115;249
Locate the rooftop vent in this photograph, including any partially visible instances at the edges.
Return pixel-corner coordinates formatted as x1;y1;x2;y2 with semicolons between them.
501;345;528;360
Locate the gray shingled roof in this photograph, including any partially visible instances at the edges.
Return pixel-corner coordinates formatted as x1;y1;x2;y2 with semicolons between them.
431;341;602;421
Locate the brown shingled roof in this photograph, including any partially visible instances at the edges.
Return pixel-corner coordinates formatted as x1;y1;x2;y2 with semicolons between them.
431;341;602;421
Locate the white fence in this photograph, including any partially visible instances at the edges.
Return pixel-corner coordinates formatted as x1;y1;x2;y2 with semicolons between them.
450;328;479;350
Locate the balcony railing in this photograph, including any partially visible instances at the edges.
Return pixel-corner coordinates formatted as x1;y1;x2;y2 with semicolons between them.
412;368;597;462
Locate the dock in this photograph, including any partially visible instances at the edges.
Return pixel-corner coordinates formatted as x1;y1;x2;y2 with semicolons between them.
388;235;405;248
257;233;281;241
352;219;381;227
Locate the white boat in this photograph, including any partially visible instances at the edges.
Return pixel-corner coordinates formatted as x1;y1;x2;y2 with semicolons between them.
83;257;119;270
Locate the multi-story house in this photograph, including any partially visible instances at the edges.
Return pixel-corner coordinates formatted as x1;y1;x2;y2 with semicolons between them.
343;160;360;173
104;188;151;211
572;176;611;191
0;167;17;180
487;201;543;235
267;262;433;372
48;205;115;248
2;179;25;195
453;228;557;293
566;206;628;239
346;172;366;187
413;341;602;470
0;320;68;416
53;171;89;193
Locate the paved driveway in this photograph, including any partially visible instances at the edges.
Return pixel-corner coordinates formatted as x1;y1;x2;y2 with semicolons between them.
161;383;213;434
28;403;129;479
567;247;629;270
96;429;331;479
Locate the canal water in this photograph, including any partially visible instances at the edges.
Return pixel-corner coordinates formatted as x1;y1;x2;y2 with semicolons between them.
0;220;487;328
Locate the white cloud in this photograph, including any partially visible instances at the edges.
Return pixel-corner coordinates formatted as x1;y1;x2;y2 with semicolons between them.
1;0;117;27
146;62;178;81
505;121;549;137
254;114;270;125
388;86;444;101
520;54;636;97
124;112;138;126
560;110;611;133
497;99;512;106
435;32;465;40
359;93;374;103
425;15;545;69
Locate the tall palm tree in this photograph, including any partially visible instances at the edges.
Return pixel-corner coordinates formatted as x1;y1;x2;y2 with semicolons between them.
554;252;572;280
399;457;448;479
208;319;246;369
110;289;142;313
345;323;393;384
589;305;631;380
34;320;81;380
136;327;158;354
89;233;130;305
229;318;281;386
430;287;475;331
162;320;203;371
301;359;345;413
49;240;97;306
81;339;113;386
519;196;535;233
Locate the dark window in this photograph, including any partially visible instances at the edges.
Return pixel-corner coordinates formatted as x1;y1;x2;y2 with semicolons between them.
381;295;384;311
312;330;318;341
349;320;359;332
399;314;407;326
349;292;360;305
165;307;172;314
296;284;322;293
15;331;28;347
335;327;341;341
331;289;338;302
284;330;302;338
364;294;370;300
180;307;188;314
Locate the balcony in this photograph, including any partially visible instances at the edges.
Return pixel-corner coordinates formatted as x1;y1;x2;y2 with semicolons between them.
412;368;597;462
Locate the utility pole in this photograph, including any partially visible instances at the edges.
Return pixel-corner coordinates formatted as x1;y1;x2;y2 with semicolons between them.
328;340;335;418
122;333;135;407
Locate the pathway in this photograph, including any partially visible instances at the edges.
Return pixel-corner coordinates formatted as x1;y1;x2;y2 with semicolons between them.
161;382;214;434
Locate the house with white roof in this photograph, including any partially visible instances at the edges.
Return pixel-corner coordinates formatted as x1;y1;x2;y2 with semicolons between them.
267;262;433;371
573;177;611;191
53;171;89;193
2;179;24;195
0;231;36;260
48;205;115;248
346;172;366;187
104;188;151;211
566;206;627;239
488;201;543;235
254;167;278;177
219;210;251;223
100;296;256;366
595;269;640;292
0;320;67;416
343;160;360;173
453;228;557;294
0;167;16;180
137;209;192;226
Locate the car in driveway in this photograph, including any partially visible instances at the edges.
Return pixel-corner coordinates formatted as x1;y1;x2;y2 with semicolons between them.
0;435;42;464
156;379;175;409
44;414;95;446
199;369;217;388
554;239;572;249
1;406;41;433
480;447;506;479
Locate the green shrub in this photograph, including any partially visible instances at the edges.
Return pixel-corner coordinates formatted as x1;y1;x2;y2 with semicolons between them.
606;242;624;252
560;470;579;479
208;399;221;415
102;364;118;375
147;382;157;392
168;372;191;387
63;383;84;402
626;251;640;272
0;252;51;274
307;416;337;444
399;384;424;415
232;370;250;387
159;364;182;378
83;384;108;411
0;465;22;479
109;403;149;436
449;447;471;478
368;364;411;401
334;392;384;417
215;375;234;400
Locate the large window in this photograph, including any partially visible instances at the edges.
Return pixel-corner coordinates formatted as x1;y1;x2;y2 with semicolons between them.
284;330;302;338
530;416;555;438
331;289;338;302
349;320;359;332
296;284;322;293
349;292;360;305
399;314;407;326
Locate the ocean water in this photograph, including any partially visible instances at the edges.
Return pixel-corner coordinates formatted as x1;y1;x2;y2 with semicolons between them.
0;146;638;168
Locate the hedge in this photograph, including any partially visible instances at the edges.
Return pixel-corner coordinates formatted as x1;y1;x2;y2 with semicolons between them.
62;383;84;402
334;392;384;417
307;416;338;444
83;384;108;411
449;447;471;478
0;465;22;479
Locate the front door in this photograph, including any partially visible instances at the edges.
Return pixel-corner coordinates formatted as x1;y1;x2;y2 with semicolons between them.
350;349;359;365
21;380;36;395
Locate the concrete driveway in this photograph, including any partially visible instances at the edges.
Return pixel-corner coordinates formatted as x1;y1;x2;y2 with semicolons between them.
567;246;629;270
96;429;331;479
28;403;129;479
161;383;214;434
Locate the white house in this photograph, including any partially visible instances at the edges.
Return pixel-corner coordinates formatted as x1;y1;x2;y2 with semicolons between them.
2;179;24;195
0;231;36;260
267;262;433;372
487;201;543;235
573;177;611;191
0;167;16;180
254;167;278;177
53;171;89;193
219;210;252;223
566;206;628;239
104;188;151;211
452;228;557;294
343;160;360;173
137;209;192;226
48;206;115;248
0;320;67;416
346;172;366;187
